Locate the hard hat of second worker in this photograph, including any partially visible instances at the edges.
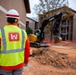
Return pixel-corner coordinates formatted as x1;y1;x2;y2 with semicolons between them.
6;9;20;19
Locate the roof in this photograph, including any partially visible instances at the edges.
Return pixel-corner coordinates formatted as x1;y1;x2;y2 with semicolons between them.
52;6;76;13
43;6;76;15
24;0;30;13
26;17;38;22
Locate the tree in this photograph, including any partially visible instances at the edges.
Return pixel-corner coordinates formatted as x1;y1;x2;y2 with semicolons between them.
33;0;69;15
26;26;33;35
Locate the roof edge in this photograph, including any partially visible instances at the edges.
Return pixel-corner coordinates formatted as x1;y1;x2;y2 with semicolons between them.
24;0;30;13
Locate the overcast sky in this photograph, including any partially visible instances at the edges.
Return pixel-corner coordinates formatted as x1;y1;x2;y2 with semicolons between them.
27;0;76;18
69;0;76;10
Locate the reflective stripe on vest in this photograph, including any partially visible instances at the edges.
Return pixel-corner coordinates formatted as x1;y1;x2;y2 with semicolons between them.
0;28;25;54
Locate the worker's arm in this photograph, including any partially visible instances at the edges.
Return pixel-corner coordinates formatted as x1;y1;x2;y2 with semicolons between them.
0;38;1;47
0;30;1;47
24;38;30;65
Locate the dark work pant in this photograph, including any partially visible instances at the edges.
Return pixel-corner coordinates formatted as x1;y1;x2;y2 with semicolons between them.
2;67;23;75
0;68;3;75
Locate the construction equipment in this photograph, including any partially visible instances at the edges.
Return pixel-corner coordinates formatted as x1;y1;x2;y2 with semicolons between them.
29;12;65;47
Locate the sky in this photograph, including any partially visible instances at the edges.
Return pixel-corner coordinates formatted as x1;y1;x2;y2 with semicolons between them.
69;0;76;10
27;0;76;18
26;0;39;18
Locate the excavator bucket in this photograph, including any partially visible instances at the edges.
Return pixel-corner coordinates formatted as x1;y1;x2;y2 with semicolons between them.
54;36;62;43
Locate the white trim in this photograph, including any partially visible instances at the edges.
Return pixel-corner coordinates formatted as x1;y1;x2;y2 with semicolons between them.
19;21;25;27
0;5;25;27
0;6;7;13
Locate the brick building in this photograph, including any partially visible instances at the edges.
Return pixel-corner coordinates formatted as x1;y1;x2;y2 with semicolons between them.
39;6;76;41
0;0;30;29
26;17;39;33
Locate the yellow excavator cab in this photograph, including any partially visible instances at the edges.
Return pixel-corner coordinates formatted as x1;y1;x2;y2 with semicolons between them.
29;34;37;42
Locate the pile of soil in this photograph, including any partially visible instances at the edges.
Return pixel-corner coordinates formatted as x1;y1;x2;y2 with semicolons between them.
31;48;76;69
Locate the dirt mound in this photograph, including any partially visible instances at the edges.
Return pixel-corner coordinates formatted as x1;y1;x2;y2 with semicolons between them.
31;48;76;69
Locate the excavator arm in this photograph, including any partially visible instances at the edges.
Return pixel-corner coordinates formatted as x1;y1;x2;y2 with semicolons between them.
39;12;63;42
30;12;68;47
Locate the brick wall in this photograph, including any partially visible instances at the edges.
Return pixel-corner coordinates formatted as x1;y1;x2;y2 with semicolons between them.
26;18;35;33
72;14;76;41
0;0;26;29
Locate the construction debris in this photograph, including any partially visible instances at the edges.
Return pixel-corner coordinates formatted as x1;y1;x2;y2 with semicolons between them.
31;48;76;69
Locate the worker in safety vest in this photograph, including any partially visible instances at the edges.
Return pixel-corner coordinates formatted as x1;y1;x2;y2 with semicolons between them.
0;9;30;75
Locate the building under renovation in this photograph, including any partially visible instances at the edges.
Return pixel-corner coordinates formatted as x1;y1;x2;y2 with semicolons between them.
0;0;30;29
39;6;76;41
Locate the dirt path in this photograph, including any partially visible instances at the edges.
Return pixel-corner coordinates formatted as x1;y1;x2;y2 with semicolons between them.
22;41;76;75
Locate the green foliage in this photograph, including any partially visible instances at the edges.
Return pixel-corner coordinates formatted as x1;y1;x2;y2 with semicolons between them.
26;26;33;35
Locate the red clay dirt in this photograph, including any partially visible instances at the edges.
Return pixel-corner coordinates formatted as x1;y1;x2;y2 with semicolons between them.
22;41;76;75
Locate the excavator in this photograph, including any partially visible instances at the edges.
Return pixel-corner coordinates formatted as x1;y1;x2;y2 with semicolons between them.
29;12;66;47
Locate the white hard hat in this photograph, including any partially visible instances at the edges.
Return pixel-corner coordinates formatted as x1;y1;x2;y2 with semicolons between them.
6;9;20;19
